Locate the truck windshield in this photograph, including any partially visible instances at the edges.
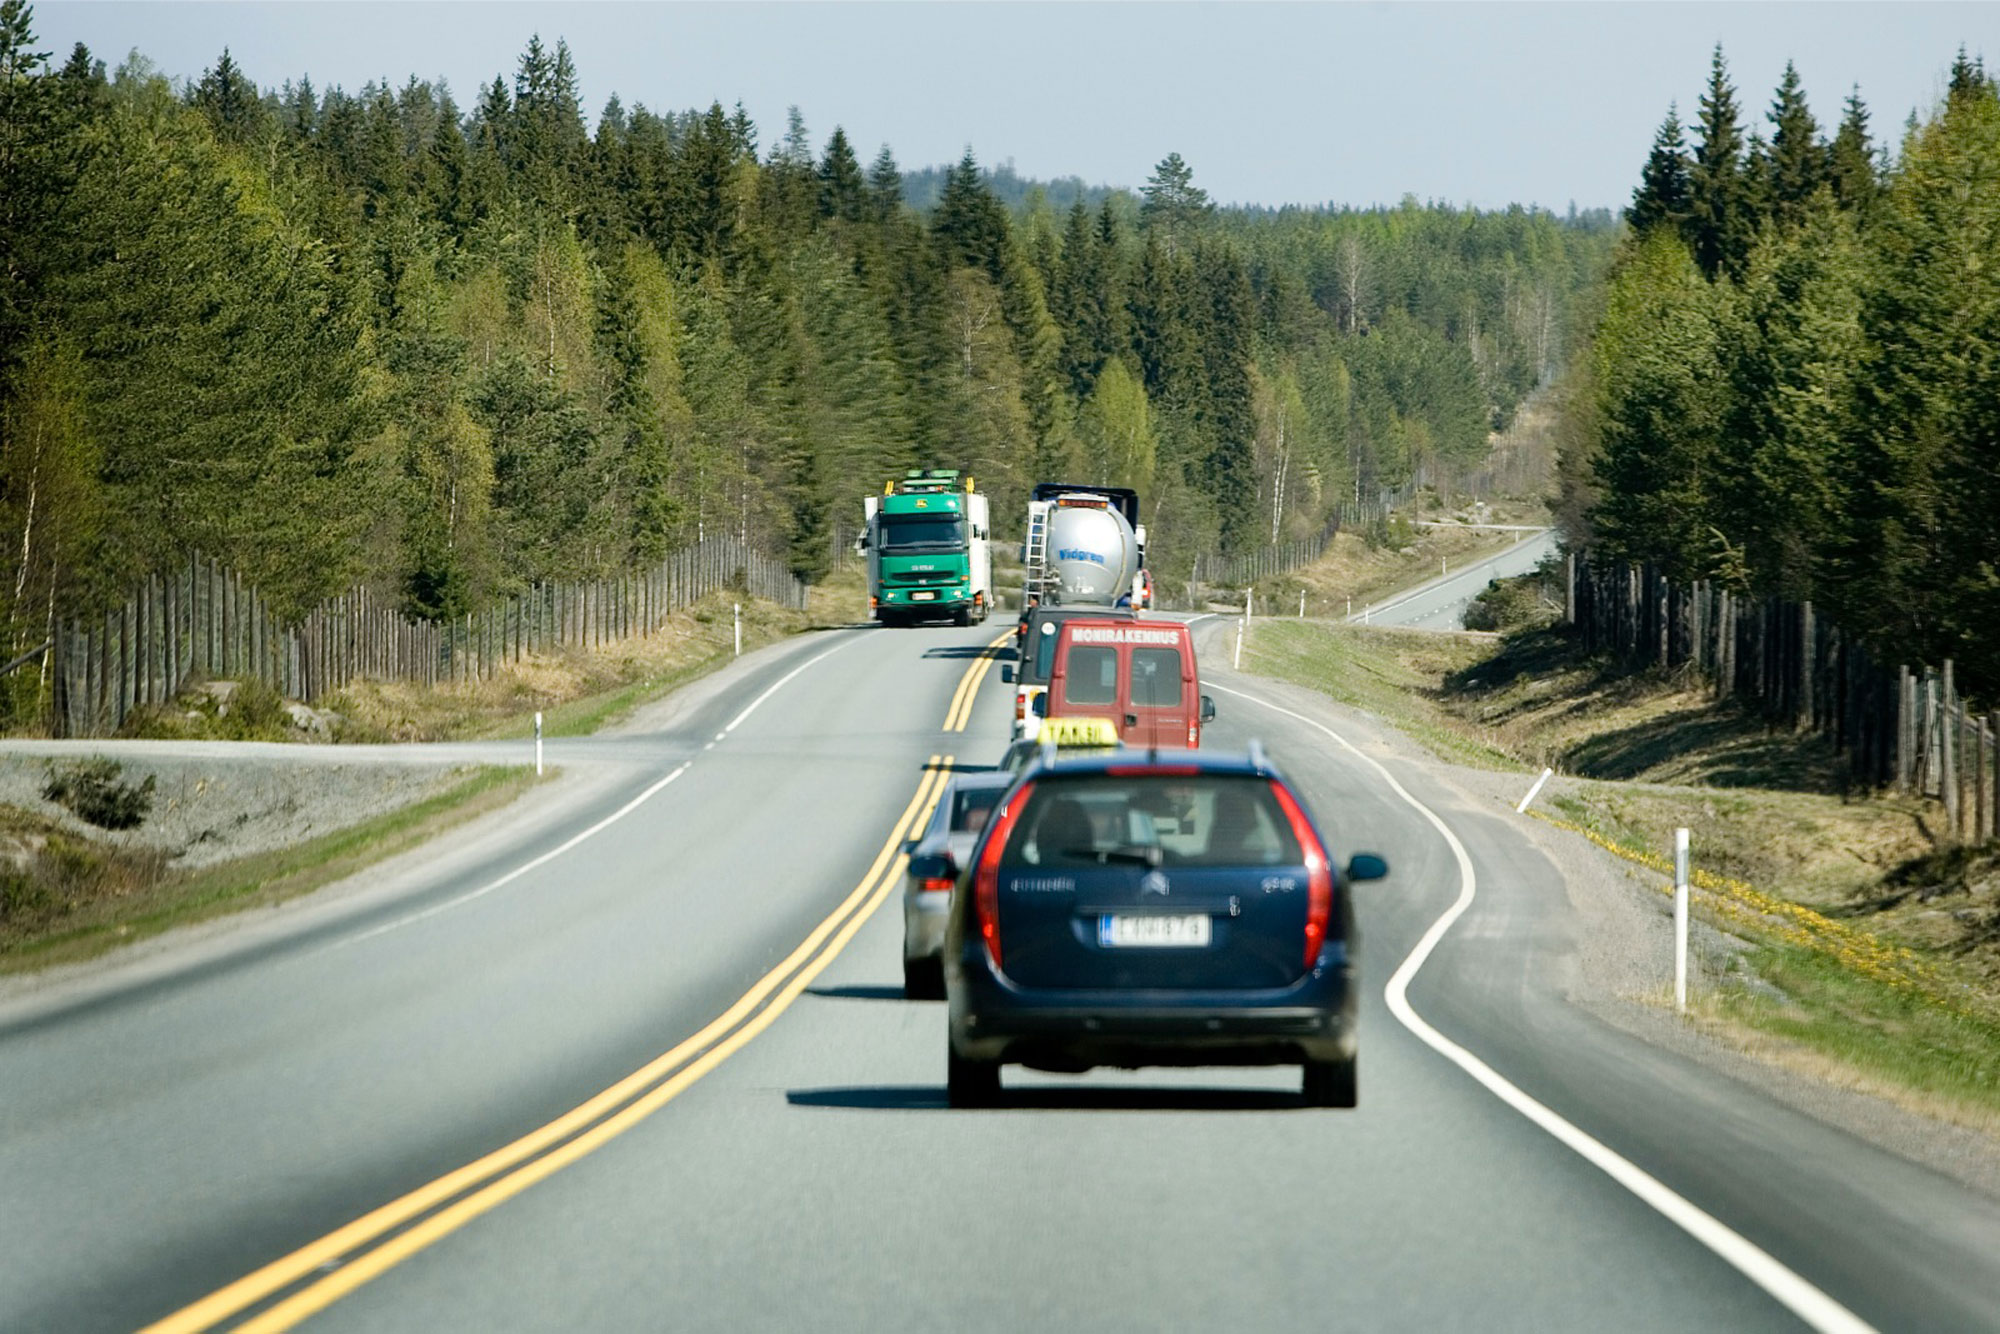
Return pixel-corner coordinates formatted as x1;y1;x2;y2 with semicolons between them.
879;513;966;553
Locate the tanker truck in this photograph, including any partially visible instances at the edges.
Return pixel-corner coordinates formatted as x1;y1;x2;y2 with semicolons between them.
860;470;993;627
1020;484;1147;608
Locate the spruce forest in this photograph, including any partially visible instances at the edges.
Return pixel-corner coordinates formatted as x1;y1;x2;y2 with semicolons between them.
0;4;1612;724
1577;46;2000;697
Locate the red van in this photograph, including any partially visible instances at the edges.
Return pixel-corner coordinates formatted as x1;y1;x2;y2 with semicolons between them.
1045;619;1215;748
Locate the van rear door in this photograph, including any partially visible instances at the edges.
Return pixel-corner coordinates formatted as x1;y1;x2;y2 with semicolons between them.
1126;638;1195;748
1049;621;1202;748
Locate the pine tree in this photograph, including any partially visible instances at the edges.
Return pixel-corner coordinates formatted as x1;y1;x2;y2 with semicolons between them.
0;0;65;368
866;144;903;222
667;102;739;260
191;48;266;143
1589;229;1727;579
1629;104;1693;236
1947;45;1994;107
1841;75;2000;678
1139;151;1211;259
1688;44;1751;279
1715;195;1864;598
817;126;865;222
1195;243;1258;551
1766;61;1828;229
1827;87;1879;214
932;148;1007;276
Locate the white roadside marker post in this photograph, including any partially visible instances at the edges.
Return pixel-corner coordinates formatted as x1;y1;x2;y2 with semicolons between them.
1234;621;1244;670
1674;828;1691;1013
534;711;543;777
1515;766;1553;813
733;603;741;657
1299;589;1306;618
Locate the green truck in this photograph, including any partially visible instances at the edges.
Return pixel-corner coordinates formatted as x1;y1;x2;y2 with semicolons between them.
860;470;994;627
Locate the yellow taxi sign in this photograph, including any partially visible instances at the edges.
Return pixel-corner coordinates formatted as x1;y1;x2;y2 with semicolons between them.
1037;716;1121;749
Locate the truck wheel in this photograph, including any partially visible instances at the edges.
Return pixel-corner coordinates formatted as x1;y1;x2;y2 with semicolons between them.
953;607;971;627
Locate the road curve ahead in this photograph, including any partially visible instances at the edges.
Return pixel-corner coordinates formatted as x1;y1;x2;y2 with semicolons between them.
4;614;2000;1332
1355;528;1559;630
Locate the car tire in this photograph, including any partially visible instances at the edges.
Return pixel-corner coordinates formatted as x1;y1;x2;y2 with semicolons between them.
1302;1055;1357;1109
903;957;945;1000
947;1046;1001;1108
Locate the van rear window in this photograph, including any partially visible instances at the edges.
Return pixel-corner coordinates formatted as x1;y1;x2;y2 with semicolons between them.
1064;645;1119;705
1129;647;1183;707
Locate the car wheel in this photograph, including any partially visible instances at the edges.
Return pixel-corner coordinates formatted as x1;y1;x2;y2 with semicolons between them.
1302;1056;1357;1109
947;1046;1001;1108
903;957;945;1000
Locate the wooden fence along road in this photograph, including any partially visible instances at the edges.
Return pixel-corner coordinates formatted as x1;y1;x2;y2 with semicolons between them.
1568;554;1998;846
50;538;809;738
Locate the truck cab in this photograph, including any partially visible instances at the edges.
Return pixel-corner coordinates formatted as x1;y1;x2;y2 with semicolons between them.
1044;619;1214;749
862;471;992;627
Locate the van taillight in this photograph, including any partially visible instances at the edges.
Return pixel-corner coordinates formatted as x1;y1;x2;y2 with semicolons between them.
1015;691;1026;721
973;781;1034;969
1271;781;1333;967
920;877;954;893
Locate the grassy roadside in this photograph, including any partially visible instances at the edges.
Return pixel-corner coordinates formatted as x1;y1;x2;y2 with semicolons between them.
1241;613;2000;1129
0;570;868;975
1;765;541;973
120;568;867;746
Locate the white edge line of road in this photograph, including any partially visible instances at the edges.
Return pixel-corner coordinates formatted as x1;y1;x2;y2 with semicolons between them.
329;634;859;952
1205;679;1876;1334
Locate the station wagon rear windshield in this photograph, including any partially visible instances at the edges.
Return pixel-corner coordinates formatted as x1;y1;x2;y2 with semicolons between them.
1002;776;1301;869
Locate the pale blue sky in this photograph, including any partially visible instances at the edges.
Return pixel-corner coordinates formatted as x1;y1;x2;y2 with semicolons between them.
30;3;1994;211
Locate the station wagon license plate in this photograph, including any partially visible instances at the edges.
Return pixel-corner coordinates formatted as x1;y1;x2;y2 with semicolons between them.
911;591;936;601
1098;914;1210;948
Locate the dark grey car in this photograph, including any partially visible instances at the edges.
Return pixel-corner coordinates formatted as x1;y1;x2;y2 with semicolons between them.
902;771;1016;998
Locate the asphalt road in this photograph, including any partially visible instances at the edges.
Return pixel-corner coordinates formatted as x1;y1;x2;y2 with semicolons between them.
1354;529;1560;630
5;615;2000;1332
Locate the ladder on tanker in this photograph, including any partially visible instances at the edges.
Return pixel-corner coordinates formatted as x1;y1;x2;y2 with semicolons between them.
1022;500;1052;604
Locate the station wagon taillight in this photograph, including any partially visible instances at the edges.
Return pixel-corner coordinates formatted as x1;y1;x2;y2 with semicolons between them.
1271;781;1333;967
972;781;1035;969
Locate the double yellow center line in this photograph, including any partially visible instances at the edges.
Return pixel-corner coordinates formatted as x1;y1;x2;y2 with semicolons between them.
942;628;1014;732
146;755;953;1333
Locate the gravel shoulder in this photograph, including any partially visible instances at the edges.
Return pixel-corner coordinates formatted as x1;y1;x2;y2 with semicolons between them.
2;751;473;870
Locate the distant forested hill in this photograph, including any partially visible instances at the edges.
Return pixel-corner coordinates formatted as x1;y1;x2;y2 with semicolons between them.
0;3;1614;725
900;160;1121;215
